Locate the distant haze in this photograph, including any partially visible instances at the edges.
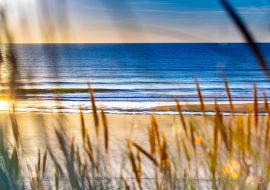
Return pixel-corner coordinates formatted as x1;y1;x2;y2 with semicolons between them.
1;0;270;43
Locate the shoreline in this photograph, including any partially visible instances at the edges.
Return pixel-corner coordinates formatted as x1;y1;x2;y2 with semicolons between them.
152;102;267;113
3;101;268;115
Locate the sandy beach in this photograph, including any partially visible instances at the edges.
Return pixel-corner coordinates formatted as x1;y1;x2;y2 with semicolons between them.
0;103;268;189
1;111;177;152
153;102;267;113
1;102;265;159
0;111;180;176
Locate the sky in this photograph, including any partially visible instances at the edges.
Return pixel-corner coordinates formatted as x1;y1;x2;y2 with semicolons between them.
1;0;270;43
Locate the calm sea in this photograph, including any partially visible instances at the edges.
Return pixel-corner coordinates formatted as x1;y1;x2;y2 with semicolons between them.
3;43;270;114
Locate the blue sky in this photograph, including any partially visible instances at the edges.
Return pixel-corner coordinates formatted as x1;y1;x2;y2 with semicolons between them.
3;0;270;43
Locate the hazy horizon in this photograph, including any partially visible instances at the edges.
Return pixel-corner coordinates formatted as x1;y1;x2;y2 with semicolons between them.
1;0;270;43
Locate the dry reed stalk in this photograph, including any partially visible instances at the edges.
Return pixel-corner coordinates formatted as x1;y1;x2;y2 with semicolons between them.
27;164;35;189
148;126;156;156
151;116;161;148
132;142;158;166
85;134;93;154
87;82;99;135
48;147;64;178
212;104;219;160
80;107;87;145
263;91;269;113
42;150;47;178
214;100;230;152
121;176;131;190
76;146;82;171
213;122;219;157
55;170;60;190
189;122;196;153
101;109;109;153
37;148;41;174
81;164;88;182
127;140;142;189
224;79;234;151
236;116;245;155
228;116;233;153
175;128;182;160
70;137;75;163
10;104;20;148
253;84;258;131
84;145;97;171
209;119;218;190
266;116;270;149
158;134;172;184
175;98;188;136
159;133;169;171
247;109;252;152
183;169;188;190
80;125;97;170
195;78;206;120
136;149;142;182
224;79;234;150
224;79;234;113
182;140;190;164
264;92;270;148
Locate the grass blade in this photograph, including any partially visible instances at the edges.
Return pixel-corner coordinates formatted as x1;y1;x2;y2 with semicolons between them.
175;98;188;136
132;142;158;167
87;82;99;135
220;0;270;78
101;109;109;153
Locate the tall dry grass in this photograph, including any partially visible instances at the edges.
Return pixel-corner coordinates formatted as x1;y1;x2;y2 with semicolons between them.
0;79;269;189
0;0;269;189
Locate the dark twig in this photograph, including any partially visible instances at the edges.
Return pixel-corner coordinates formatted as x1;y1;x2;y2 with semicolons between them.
220;0;270;78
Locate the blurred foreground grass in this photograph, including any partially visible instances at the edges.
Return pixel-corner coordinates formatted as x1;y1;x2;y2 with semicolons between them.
0;81;270;190
0;0;269;189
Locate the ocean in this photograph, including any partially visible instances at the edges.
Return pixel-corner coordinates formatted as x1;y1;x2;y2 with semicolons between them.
2;43;270;114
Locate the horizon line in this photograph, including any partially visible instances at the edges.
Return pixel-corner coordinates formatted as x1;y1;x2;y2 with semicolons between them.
1;42;270;45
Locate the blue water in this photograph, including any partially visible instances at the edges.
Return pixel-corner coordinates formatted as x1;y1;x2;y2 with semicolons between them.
4;43;270;113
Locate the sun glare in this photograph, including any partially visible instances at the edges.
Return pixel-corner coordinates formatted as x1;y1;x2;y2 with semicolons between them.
0;99;9;111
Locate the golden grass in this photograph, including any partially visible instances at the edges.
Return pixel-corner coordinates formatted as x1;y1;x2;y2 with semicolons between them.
2;80;270;189
0;0;268;188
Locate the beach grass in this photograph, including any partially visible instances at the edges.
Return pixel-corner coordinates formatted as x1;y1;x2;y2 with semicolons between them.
0;81;269;189
0;0;269;189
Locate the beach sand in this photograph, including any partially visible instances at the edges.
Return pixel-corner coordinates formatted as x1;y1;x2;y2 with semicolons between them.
0;102;266;158
153;102;267;113
0;112;177;153
0;103;266;181
0;111;180;175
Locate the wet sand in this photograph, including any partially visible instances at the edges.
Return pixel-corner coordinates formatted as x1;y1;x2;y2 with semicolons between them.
153;102;267;113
